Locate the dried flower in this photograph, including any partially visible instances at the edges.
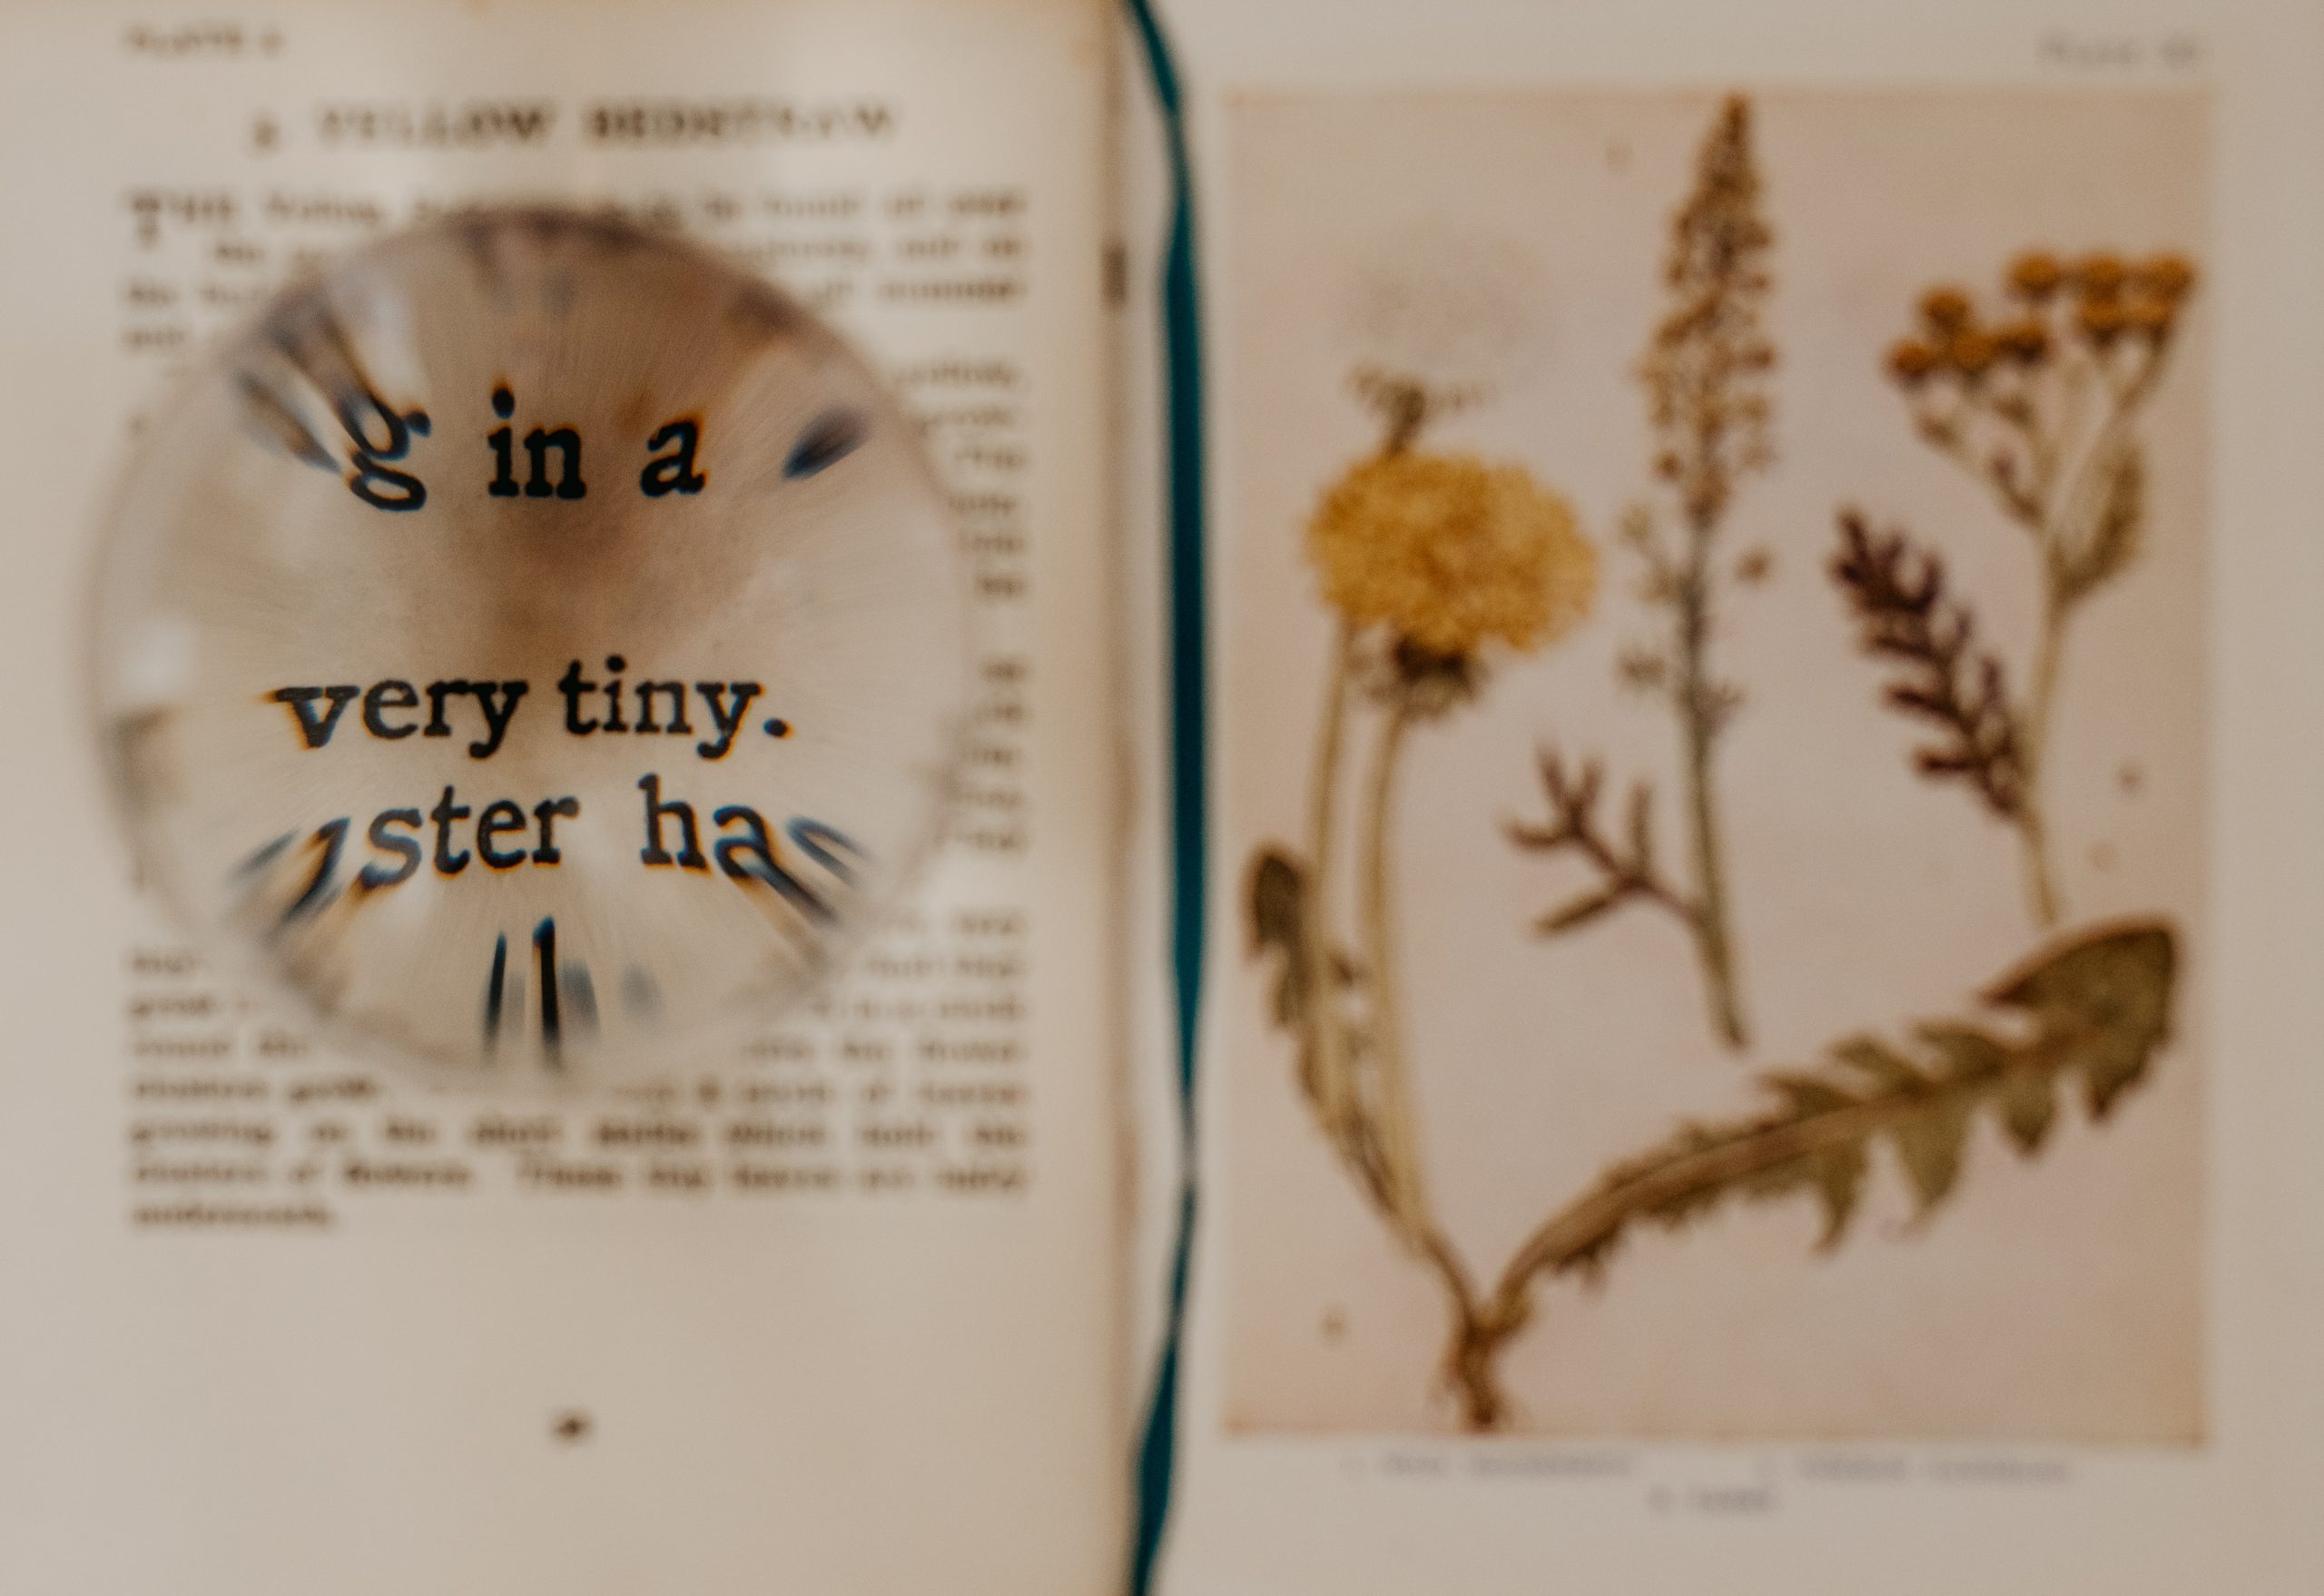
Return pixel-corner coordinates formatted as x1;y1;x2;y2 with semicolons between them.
1871;241;2198;928
1995;319;2051;363
1949;330;1999;377
1537;94;1767;1053
2073;252;2126;300
2134;253;2197;302
2009;251;2064;300
1307;451;1596;659
2076;296;2128;345
1920;287;1973;331
1888;338;1940;385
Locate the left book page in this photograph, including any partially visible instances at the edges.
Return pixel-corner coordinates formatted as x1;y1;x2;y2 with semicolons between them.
0;3;1123;1592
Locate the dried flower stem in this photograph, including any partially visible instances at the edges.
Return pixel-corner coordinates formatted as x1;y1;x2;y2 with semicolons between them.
1514;94;1771;1051
1256;377;1601;1426
1674;527;1748;1047
1303;625;1358;1146
2022;596;2068;923
1360;695;1430;1240
1875;250;2193;924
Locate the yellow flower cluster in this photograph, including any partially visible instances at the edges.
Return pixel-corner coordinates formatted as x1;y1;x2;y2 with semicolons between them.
1306;451;1595;660
1886;251;2196;386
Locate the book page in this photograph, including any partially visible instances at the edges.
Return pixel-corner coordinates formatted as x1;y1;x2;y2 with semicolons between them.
1132;0;2324;1590
0;3;1124;1591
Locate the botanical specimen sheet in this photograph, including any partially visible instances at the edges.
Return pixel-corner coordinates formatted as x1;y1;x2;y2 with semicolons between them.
1216;87;2207;1443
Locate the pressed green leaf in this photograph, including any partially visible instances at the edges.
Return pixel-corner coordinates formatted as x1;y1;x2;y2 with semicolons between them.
1246;847;1307;952
1998;1067;2058;1153
1989;918;2172;1020
1765;1070;1857;1116
1811;1143;1868;1249
1273;966;1310;1031
1889;1097;1972;1217
1914;1023;2008;1083
1988;921;2174;1119
1246;847;1313;1029
1832;1036;1924;1094
1517;921;2179;1292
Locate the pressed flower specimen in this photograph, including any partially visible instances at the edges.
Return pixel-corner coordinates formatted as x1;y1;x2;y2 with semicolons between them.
1250;363;1596;1417
1838;251;2197;926
1246;357;2186;1431
1509;94;1774;1051
1236;89;2201;1442
1478;920;2177;1305
1259;779;2178;1427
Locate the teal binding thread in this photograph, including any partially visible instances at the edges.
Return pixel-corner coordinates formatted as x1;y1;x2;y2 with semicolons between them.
1123;1;1206;1592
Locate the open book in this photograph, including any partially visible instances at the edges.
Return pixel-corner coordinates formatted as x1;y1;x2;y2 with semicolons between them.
3;0;2321;1591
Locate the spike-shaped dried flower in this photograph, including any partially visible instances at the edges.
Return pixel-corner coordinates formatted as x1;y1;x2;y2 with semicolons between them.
1531;94;1773;1053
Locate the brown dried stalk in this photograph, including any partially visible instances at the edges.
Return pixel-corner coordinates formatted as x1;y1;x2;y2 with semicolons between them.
1520;94;1773;1051
1507;750;1689;931
1831;511;2024;819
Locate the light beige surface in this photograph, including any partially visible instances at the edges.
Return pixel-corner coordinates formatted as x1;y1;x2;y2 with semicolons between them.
0;3;1124;1593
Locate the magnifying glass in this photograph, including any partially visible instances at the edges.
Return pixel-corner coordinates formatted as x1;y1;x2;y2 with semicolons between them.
88;207;971;1080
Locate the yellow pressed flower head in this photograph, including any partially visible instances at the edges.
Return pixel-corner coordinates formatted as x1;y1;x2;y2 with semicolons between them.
1306;451;1595;659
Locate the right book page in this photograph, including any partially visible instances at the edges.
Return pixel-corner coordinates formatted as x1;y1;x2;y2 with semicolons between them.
1143;1;2324;1590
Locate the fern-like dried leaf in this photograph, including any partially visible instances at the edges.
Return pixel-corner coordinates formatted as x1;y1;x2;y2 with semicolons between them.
1892;1097;1972;1216
1509;748;1694;933
1832;1035;1924;1095
1999;1067;2060;1153
1832;510;2026;818
1494;921;2177;1296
